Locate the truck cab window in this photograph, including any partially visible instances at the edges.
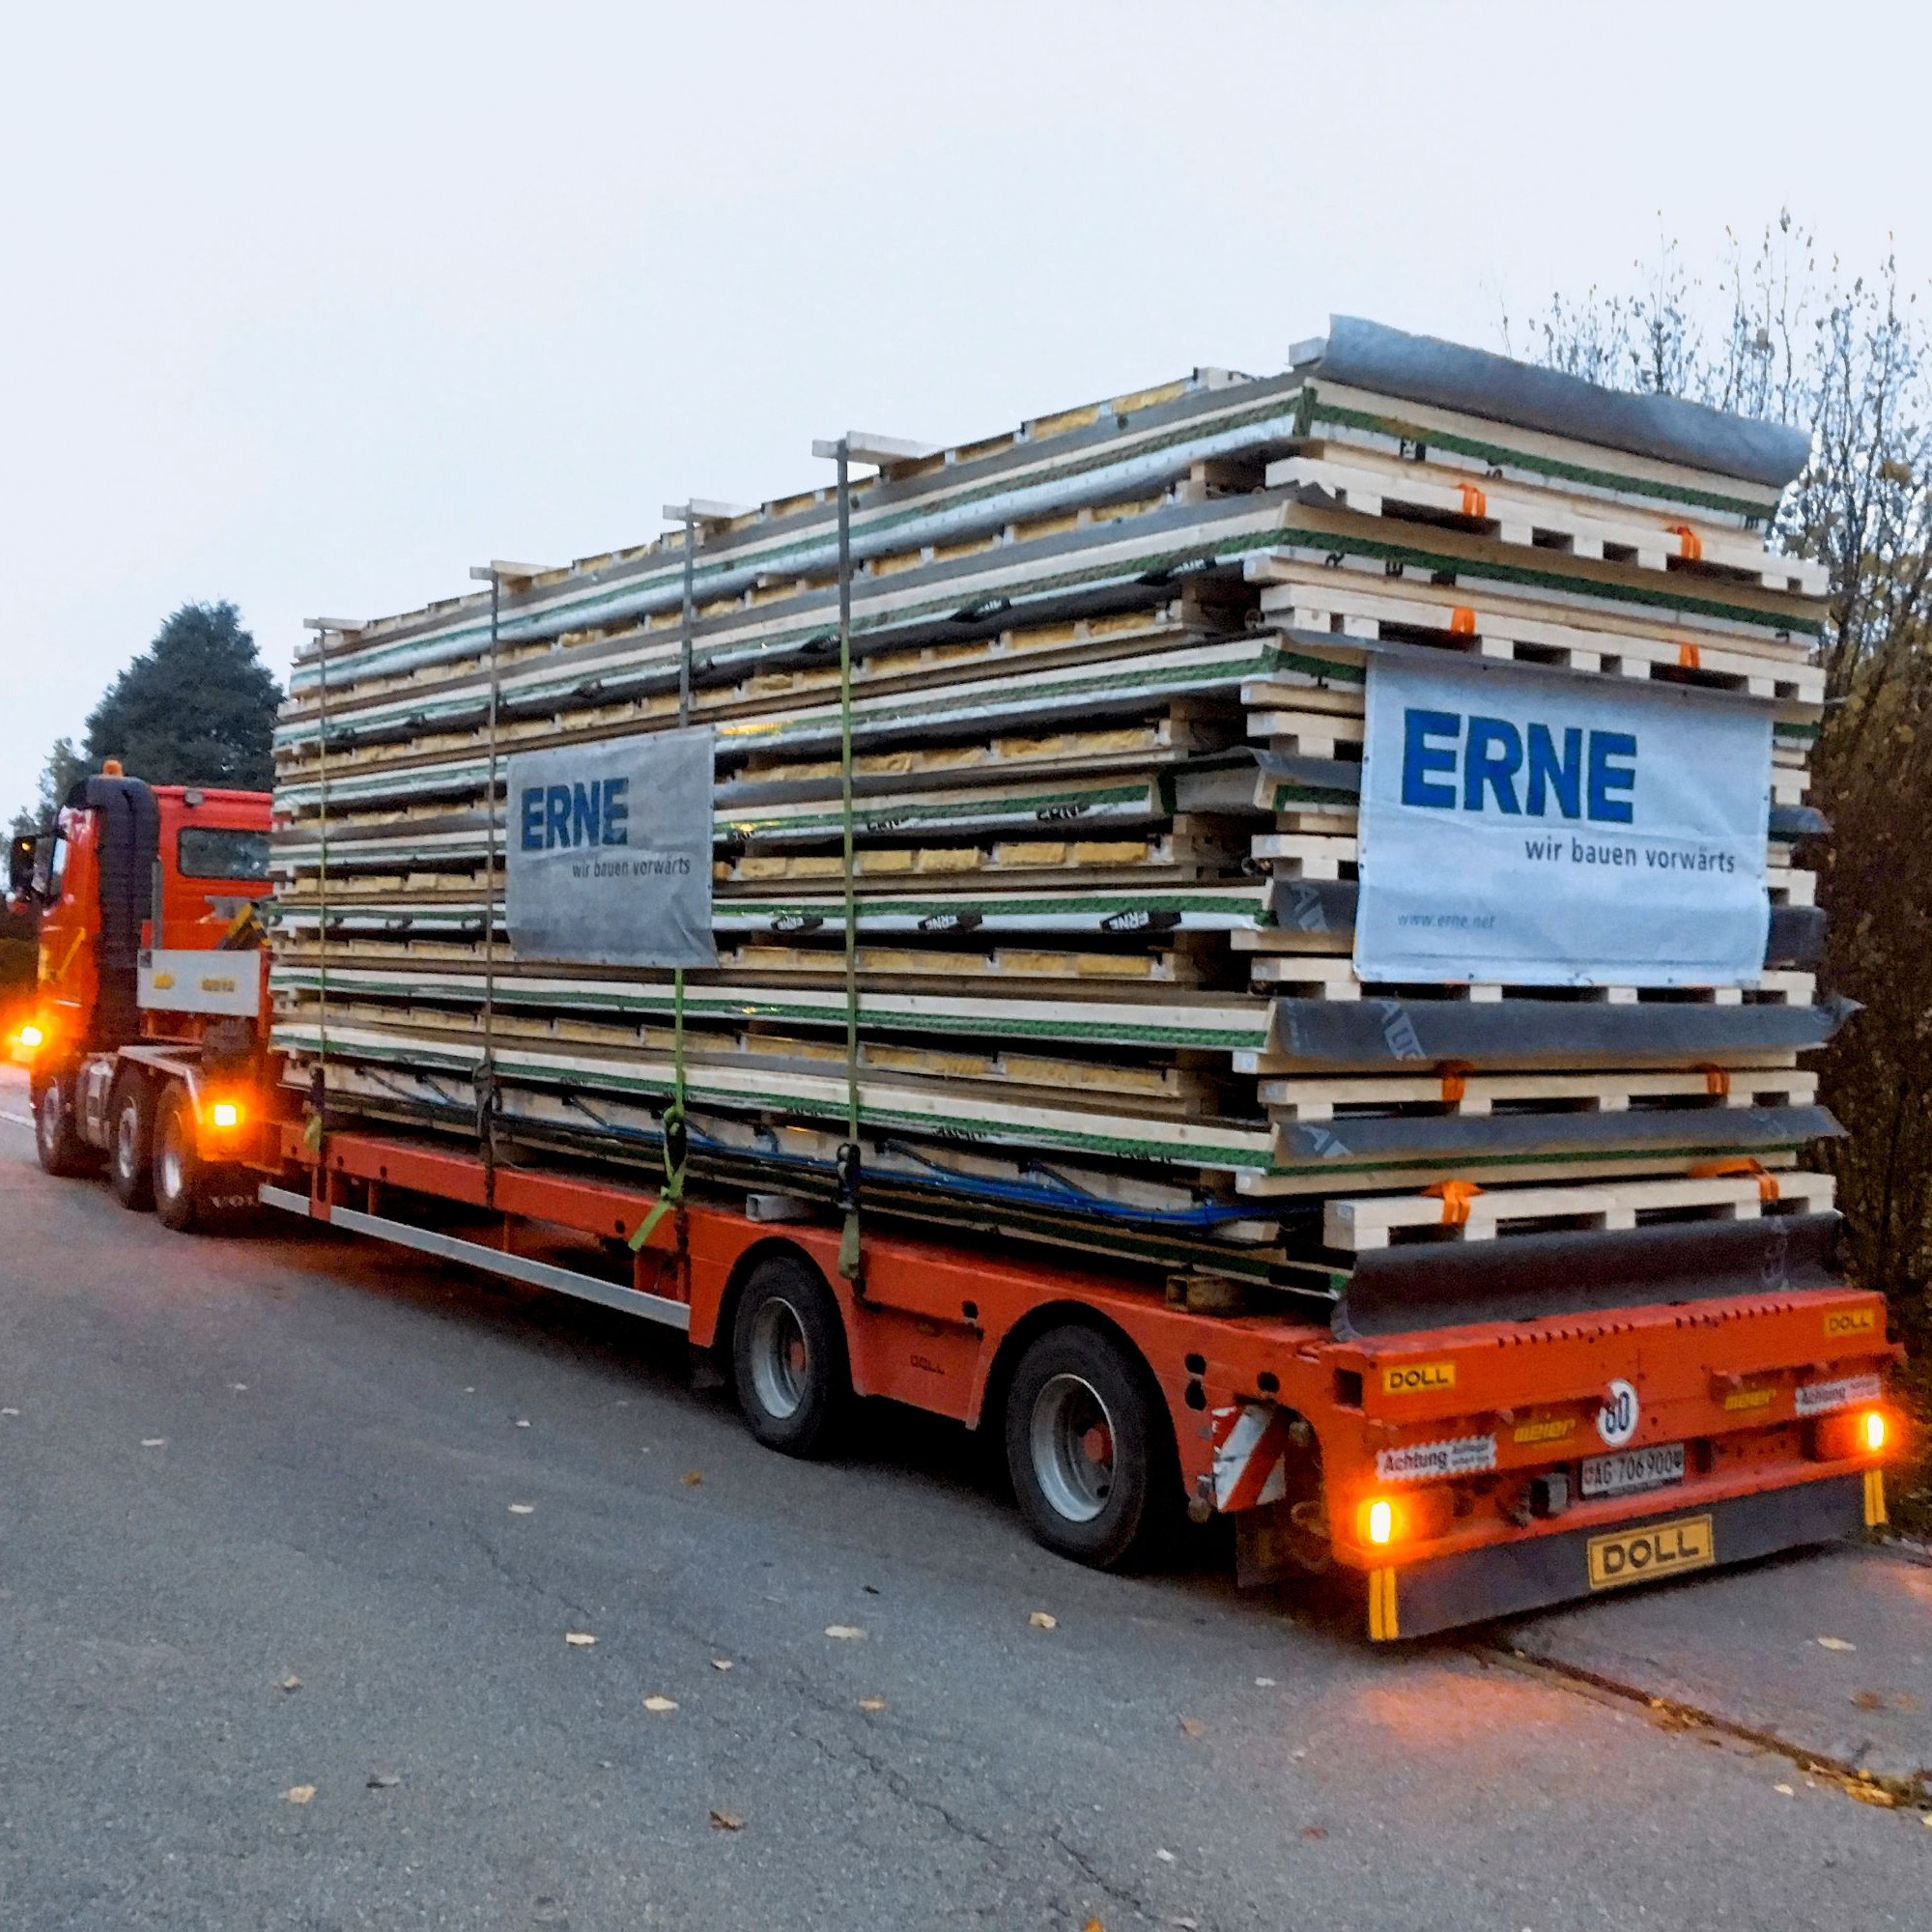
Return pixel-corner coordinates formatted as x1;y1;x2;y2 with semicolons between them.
177;828;271;881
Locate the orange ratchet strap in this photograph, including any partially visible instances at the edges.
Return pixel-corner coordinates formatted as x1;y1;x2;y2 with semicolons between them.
1425;1179;1484;1227
1689;1156;1780;1203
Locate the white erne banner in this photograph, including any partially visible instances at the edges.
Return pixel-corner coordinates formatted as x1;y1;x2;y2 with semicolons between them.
1354;655;1771;987
505;727;717;968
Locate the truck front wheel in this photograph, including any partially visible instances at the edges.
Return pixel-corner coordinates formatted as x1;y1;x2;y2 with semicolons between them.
34;1074;95;1179
1005;1324;1179;1571
153;1084;207;1232
108;1073;155;1211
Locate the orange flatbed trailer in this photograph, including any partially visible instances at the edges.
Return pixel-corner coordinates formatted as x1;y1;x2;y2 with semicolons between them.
257;1120;1896;1640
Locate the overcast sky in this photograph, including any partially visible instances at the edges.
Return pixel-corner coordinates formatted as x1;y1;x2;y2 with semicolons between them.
4;0;1926;819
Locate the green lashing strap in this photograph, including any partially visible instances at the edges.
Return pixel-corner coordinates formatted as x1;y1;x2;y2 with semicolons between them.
628;968;690;1253
835;447;864;1285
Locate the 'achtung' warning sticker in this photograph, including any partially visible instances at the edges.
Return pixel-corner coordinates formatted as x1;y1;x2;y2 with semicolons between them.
1794;1373;1882;1417
1375;1435;1497;1483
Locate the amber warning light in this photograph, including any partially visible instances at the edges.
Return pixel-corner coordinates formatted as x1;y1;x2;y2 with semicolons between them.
210;1101;242;1130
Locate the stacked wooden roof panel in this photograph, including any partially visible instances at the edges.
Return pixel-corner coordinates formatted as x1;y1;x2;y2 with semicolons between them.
271;320;1842;1296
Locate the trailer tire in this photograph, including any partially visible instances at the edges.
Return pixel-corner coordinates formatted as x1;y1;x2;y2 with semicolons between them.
153;1083;207;1233
107;1072;155;1211
34;1073;96;1179
1005;1324;1179;1571
731;1255;850;1458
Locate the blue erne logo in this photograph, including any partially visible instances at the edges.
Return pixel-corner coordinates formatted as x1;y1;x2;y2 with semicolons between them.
1400;709;1635;824
518;777;632;851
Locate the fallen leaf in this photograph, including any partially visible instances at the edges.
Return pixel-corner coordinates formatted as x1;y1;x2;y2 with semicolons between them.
1179;1717;1206;1738
711;1658;733;1672
1816;1635;1857;1652
859;1696;886;1713
1850;1690;1885;1711
285;1785;315;1804
824;1625;866;1640
681;1470;703;1486
642;1695;678;1713
709;1808;744;1832
367;1772;400;1790
508;1503;535;1515
1301;1825;1327;1841
1848;1782;1896;1808
1775;1782;1795;1796
1084;1920;1104;1932
1155;1848;1176;1863
565;1632;597;1648
279;1673;301;1693
1029;1611;1058;1631
1922;1814;1932;1831
141;1438;166;1448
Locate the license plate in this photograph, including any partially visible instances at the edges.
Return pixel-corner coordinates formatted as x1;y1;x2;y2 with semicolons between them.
1587;1514;1714;1591
1580;1441;1686;1499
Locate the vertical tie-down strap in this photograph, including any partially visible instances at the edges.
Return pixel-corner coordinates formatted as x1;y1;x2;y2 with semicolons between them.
835;446;865;1286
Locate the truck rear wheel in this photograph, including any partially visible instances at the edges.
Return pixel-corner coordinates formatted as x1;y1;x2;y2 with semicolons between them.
34;1074;96;1179
108;1072;155;1211
731;1254;850;1457
153;1083;207;1232
1005;1324;1179;1570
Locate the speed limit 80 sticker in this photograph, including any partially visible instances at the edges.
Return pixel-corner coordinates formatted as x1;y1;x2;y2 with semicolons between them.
1596;1379;1640;1447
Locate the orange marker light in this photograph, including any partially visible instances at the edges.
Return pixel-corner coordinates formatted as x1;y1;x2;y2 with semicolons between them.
1363;1497;1396;1547
210;1101;242;1129
1861;1410;1888;1455
16;1023;43;1050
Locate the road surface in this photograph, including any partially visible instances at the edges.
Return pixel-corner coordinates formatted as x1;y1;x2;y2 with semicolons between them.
1;1066;1926;1930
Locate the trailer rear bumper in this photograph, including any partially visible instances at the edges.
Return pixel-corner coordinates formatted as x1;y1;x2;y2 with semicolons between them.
1368;1472;1873;1640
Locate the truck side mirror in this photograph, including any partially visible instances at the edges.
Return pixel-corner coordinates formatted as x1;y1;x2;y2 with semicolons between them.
7;833;42;902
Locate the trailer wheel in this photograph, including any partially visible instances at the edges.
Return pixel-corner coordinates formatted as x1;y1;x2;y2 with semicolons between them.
34;1073;96;1179
1005;1324;1179;1570
153;1083;207;1233
731;1254;850;1457
107;1072;155;1211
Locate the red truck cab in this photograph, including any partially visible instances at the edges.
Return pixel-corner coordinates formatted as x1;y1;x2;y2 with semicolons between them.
8;766;272;1204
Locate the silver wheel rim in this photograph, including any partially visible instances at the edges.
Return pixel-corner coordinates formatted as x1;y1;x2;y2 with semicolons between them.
1030;1373;1116;1524
39;1086;61;1157
116;1102;140;1178
749;1295;810;1420
158;1117;185;1205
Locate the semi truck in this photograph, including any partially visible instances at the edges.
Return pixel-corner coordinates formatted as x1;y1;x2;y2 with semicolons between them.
6;761;1897;1640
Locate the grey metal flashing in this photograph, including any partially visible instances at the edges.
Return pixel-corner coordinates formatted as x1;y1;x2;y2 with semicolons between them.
1269;994;1857;1071
1335;1210;1844;1337
1277;1103;1839;1169
1313;316;1812;490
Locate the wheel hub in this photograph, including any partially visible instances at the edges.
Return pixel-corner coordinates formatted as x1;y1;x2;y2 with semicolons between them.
1030;1373;1117;1524
749;1296;810;1419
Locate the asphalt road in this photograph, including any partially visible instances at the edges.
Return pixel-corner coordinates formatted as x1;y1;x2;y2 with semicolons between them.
1;1066;1928;1931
